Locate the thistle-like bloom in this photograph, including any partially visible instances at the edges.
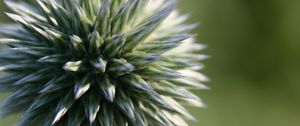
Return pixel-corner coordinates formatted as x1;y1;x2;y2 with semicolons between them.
0;0;208;126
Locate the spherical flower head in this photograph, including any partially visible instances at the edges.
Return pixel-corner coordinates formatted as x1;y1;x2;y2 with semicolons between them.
0;0;208;126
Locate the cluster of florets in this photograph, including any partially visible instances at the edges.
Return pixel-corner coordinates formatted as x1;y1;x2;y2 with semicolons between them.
0;0;208;126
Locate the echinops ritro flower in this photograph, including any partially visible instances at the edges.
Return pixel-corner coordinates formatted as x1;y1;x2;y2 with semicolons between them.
0;0;208;126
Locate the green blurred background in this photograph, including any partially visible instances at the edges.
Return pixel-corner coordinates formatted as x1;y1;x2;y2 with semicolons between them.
1;0;300;126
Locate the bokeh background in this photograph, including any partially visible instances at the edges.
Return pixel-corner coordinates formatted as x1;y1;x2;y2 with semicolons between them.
0;0;300;126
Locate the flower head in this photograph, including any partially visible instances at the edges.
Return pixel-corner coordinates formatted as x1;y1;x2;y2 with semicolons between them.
0;0;208;126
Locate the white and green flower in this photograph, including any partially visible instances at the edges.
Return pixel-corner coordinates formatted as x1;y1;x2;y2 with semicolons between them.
0;0;208;126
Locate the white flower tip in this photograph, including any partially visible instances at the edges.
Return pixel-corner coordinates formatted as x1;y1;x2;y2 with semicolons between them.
75;83;91;99
52;108;68;125
63;61;82;72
